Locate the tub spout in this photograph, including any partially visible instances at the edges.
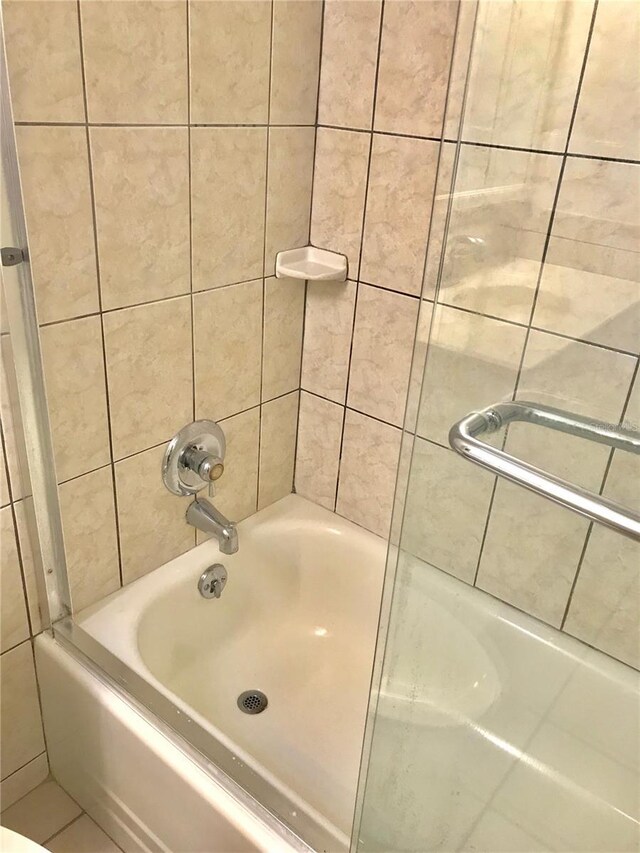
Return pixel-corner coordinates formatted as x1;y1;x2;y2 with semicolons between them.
186;497;238;555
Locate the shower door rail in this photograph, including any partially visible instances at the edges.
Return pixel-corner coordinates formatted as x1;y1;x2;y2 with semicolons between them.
449;401;640;541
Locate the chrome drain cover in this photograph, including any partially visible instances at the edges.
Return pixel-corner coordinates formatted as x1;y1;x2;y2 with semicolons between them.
237;690;268;715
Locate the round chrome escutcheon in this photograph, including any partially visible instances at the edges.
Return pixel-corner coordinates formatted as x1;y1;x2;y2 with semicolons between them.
162;420;226;496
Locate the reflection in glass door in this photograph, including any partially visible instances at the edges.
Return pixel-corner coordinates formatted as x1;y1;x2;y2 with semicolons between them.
353;1;640;850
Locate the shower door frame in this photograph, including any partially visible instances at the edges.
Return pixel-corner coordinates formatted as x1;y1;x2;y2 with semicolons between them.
1;14;71;625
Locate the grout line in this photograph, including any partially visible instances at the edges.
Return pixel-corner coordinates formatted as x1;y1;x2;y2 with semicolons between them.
42;814;87;847
1;419;36;638
14;121;315;129
300;388;402;434
472;0;602;602
382;0;481;582
37;280;262;329
292;0;326;496
255;0;275;513
560;355;639;629
333;0;386;513
306;0;326;246
314;125;640;166
76;0;124;588
14;127;639;169
27;637;51;770
186;0;195;427
0;751;47;788
186;0;197;549
0;635;37;657
51;386;301;489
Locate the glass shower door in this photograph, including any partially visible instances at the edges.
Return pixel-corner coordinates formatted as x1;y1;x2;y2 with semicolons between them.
353;1;640;850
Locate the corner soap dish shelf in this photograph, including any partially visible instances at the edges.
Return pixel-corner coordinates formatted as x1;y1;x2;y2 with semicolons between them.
275;246;348;282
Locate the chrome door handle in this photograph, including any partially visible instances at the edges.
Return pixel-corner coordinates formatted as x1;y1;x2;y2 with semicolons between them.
449;401;640;541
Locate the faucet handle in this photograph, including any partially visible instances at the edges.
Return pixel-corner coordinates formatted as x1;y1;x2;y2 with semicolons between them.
162;420;227;497
181;446;224;494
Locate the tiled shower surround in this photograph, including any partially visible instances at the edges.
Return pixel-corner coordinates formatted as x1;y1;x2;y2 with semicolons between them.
0;0;638;806
295;0;639;669
1;0;322;799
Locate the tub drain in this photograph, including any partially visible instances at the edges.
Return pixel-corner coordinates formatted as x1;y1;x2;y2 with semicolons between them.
237;690;268;715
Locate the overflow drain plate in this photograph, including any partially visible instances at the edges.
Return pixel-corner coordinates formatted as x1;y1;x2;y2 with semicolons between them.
237;690;268;715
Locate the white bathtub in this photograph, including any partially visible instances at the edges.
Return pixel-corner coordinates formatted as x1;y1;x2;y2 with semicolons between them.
36;493;640;853
75;495;385;849
358;553;640;852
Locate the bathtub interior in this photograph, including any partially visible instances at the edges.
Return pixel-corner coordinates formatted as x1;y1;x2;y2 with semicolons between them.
76;495;388;847
357;551;640;852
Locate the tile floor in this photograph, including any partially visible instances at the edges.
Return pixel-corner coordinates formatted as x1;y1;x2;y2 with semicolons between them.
1;778;122;852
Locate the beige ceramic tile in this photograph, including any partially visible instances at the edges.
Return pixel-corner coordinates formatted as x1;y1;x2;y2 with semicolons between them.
194;280;262;421
0;506;30;653
47;815;120;853
564;379;640;667
1;779;81;845
347;284;419;426
115;444;193;585
258;392;298;510
564;522;639;669
16;127;98;325
191;128;267;291
0;340;26;502
552;158;639;251
402;439;494;584
310;129;369;273
301;280;356;403
374;0;457;137
417;306;527;446
3;0;84;122
477;482;590;628
58;467;120;613
0;435;10;507
404;299;434;434
271;0;323;124
265;127;315;273
361;135;439;296
103;296;192;460
0;753;48;811
570;1;640;160
336;409;401;537
295;392;343;509
441;2;477;140
463;1;592;150
190;0;271;124
81;0;187;123
534;158;640;353
40;317;110;483
512;330;637;489
91;128;190;311
13;502;43;635
0;641;45;780
421;142;455;298
213;407;260;524
439;145;561;325
262;277;304;401
535;240;640;354
317;0;382;129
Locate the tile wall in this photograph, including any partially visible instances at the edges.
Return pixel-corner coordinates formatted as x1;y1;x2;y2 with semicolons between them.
2;0;322;607
1;5;638;815
296;0;639;669
1;287;49;802
408;0;639;669
296;0;455;537
1;0;321;803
